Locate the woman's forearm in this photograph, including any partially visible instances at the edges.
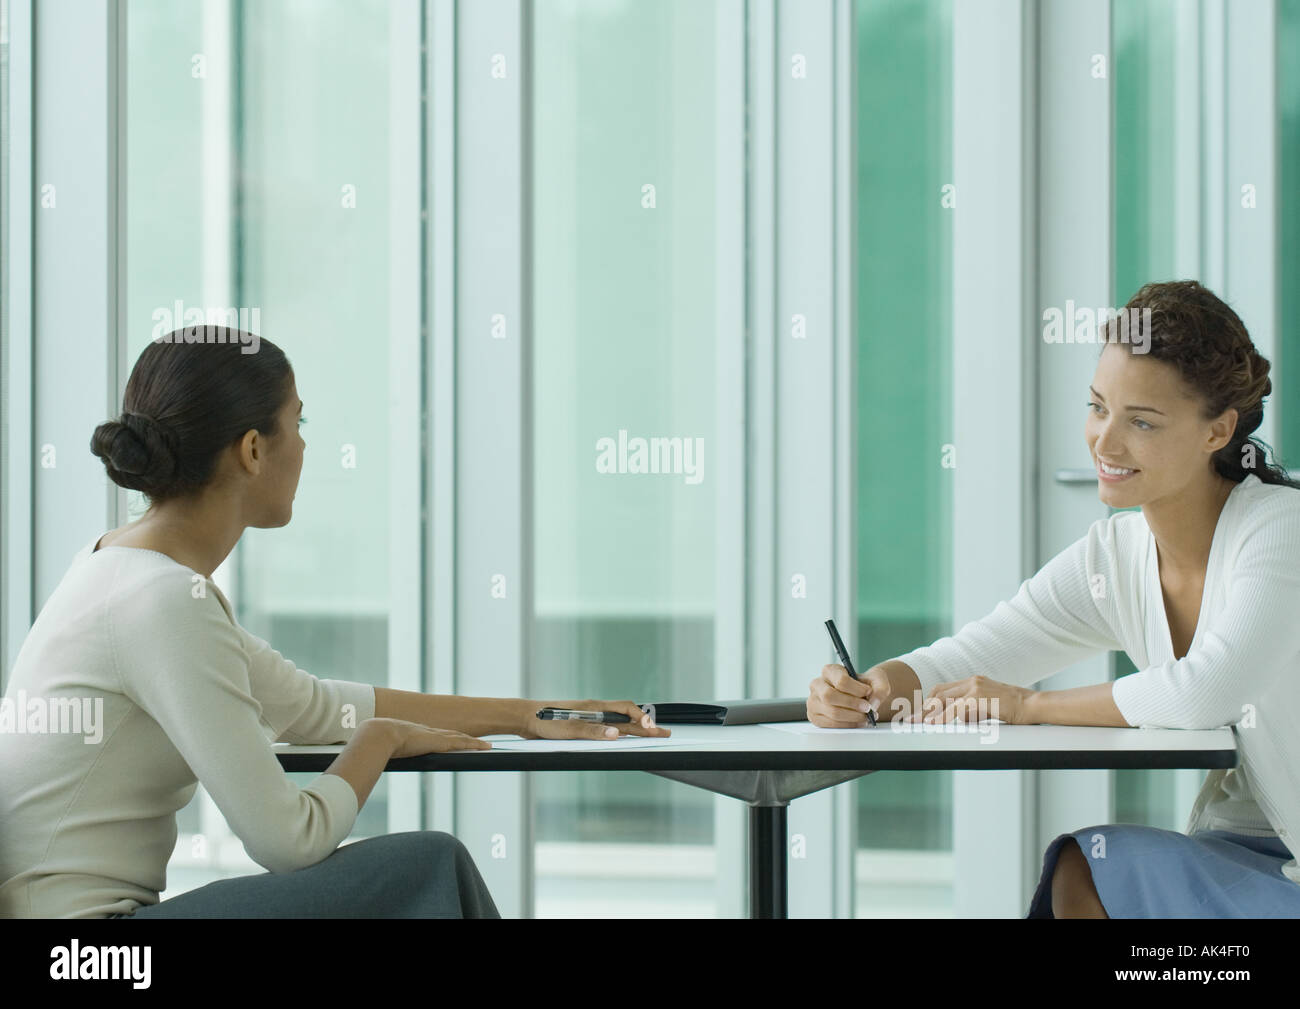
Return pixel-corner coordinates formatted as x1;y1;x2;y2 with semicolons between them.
373;686;528;736
1023;680;1132;727
324;719;400;809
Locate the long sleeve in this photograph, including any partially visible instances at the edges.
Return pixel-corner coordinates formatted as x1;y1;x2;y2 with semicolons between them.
1112;494;1300;729
108;569;359;874
894;515;1125;698
230;618;376;745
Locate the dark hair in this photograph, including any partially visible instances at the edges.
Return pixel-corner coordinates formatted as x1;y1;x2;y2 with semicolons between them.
91;328;294;503
1100;280;1300;489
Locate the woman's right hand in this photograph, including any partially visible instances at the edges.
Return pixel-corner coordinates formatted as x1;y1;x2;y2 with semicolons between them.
806;660;920;728
368;717;493;756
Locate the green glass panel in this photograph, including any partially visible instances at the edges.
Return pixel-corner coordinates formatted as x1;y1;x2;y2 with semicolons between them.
1280;0;1300;473
852;0;954;916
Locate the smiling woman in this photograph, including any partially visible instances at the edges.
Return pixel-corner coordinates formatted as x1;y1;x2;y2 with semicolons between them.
1027;280;1300;917
1086;280;1300;498
809;279;1300;918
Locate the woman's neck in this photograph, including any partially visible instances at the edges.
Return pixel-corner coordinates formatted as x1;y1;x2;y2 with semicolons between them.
109;496;246;578
1142;472;1238;580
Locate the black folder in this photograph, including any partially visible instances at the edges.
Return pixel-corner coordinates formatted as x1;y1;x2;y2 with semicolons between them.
638;697;808;725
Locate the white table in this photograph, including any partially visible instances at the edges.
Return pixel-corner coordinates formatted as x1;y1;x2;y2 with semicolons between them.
275;723;1238;918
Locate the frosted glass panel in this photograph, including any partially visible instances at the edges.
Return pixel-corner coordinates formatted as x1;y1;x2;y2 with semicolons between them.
1110;0;1182;829
531;0;719;917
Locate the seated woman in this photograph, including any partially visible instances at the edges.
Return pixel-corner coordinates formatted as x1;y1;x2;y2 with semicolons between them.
0;329;665;919
807;279;1300;919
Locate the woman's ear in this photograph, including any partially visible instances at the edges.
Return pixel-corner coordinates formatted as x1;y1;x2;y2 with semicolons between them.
235;428;263;475
1206;406;1239;453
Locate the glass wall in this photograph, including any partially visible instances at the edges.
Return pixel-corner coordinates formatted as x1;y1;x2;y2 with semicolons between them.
1281;0;1300;467
1112;0;1176;308
1110;0;1180;829
0;0;10;680
125;0;396;896
530;0;719;917
852;0;954;917
234;0;393;835
125;0;217;893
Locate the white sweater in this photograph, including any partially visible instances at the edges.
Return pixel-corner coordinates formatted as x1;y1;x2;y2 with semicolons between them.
895;473;1300;884
0;536;376;918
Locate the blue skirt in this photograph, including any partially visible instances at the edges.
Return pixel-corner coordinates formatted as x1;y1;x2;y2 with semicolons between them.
1028;825;1300;918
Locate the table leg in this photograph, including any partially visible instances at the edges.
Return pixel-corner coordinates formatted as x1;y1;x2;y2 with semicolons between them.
647;769;869;918
749;802;788;918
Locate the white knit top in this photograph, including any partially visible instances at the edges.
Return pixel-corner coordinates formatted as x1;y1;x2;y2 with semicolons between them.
894;474;1300;884
0;536;376;918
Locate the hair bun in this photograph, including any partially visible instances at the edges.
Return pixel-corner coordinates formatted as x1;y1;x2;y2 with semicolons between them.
90;411;179;493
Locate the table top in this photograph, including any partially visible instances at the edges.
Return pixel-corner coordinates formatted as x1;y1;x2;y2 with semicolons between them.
272;723;1238;773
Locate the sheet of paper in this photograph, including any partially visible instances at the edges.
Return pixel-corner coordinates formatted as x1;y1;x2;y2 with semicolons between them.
760;719;1005;735
462;734;708;752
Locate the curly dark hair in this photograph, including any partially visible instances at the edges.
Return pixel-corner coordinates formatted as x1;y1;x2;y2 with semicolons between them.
1100;280;1299;489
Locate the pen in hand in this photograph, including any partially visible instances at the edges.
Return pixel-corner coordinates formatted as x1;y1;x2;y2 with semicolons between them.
535;708;632;723
823;619;876;726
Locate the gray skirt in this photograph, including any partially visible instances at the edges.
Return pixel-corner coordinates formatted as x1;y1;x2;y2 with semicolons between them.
1028;824;1300;918
112;830;499;919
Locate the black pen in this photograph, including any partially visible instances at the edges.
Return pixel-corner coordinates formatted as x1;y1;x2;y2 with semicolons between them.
824;618;876;726
535;708;631;723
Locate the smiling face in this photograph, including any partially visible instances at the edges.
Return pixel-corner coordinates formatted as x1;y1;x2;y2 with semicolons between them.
1085;342;1238;507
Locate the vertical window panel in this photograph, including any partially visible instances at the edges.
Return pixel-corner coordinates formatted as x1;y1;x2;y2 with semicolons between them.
1280;0;1300;472
124;0;221;893
531;0;718;916
1110;0;1184;831
1112;0;1176;303
852;0;954;917
236;0;393;838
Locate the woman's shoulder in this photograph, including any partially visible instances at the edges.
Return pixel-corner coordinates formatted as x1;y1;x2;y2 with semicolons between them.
1236;472;1300;505
1029;510;1144;594
1231;475;1300;539
94;550;236;631
1081;507;1148;561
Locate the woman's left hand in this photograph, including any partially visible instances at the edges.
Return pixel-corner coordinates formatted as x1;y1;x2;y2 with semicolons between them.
907;675;1037;726
517;698;672;740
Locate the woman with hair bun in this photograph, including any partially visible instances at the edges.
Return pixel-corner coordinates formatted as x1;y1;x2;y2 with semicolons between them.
0;326;668;919
807;280;1300;918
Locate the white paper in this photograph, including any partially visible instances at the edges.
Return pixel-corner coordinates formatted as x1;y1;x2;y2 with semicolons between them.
461;734;706;752
759;719;1005;735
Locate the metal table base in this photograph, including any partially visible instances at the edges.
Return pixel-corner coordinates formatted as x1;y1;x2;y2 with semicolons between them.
650;768;870;918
